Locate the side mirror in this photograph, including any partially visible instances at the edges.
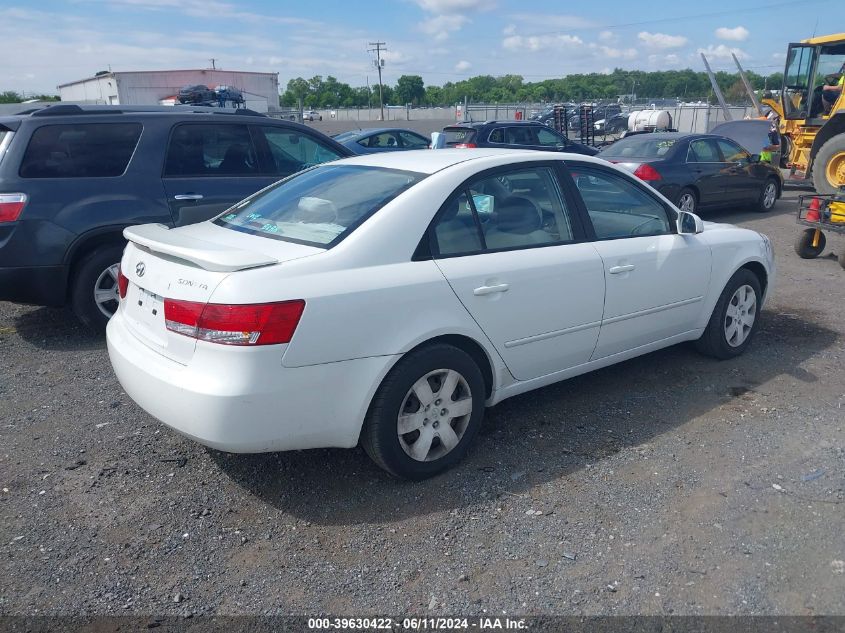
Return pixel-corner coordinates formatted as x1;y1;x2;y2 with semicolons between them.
677;210;704;235
749;153;760;163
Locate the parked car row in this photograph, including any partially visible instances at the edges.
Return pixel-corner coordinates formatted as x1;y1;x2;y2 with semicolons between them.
1;105;779;480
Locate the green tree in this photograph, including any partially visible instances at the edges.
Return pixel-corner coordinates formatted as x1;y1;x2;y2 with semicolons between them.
395;75;425;105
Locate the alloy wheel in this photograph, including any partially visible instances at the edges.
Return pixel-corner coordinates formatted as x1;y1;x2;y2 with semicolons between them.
93;263;120;319
762;182;777;209
724;284;757;347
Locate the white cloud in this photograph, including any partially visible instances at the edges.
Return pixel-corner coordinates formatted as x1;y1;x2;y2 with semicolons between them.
414;0;494;13
648;53;681;67
715;26;749;41
507;13;597;29
503;23;516;36
455;60;472;72
590;43;637;60
638;31;688;49
419;14;469;41
502;33;583;52
697;44;748;60
598;30;616;43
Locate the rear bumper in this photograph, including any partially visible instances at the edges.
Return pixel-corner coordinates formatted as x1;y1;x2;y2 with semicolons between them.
106;312;399;453
0;265;67;306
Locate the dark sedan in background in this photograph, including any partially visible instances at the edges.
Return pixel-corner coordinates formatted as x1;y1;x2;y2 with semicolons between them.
441;121;598;156
333;128;431;154
597;132;782;214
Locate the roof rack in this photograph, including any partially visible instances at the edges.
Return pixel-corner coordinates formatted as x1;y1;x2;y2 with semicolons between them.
30;104;266;118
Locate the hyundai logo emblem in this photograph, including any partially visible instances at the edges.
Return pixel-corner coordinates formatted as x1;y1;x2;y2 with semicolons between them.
136;262;146;277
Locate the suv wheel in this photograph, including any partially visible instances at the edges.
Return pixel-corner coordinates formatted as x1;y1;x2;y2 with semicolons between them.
70;244;125;331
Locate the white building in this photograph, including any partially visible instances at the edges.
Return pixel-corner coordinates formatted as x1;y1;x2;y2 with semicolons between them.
57;69;279;112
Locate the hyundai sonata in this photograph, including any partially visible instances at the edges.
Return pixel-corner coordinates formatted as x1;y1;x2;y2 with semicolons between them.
107;149;775;479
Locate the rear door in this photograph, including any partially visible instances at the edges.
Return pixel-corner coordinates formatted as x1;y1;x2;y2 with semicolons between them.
566;162;711;359
686;138;729;207
161;122;275;226
430;163;605;381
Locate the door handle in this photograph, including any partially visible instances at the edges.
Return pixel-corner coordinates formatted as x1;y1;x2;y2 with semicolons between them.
609;265;635;274
473;283;509;296
173;194;204;201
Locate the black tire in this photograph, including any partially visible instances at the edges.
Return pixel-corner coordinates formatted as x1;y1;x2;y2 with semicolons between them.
70;244;125;332
794;228;826;259
695;268;762;360
812;133;845;195
676;187;697;214
361;344;486;480
754;178;779;213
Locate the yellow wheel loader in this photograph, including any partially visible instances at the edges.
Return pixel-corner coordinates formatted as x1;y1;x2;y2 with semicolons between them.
763;34;845;194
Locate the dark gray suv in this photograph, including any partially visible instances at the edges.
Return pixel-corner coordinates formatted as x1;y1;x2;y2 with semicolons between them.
0;104;351;329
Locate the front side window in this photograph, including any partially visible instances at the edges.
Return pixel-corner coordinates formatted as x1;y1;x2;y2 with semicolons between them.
215;165;423;247
431;166;575;256
259;126;343;177
571;166;672;240
164;124;257;177
20;123;142;178
535;127;566;147
716;139;749;163
783;44;816;119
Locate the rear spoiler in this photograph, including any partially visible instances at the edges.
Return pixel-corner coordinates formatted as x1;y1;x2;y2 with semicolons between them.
124;224;278;272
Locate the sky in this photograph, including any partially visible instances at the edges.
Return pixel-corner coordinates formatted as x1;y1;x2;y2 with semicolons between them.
0;0;840;95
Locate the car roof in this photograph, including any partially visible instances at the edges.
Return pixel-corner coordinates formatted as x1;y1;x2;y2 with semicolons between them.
446;120;543;129
325;147;608;175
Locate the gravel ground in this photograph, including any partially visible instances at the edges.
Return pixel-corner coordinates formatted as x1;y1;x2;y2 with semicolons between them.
1;186;844;618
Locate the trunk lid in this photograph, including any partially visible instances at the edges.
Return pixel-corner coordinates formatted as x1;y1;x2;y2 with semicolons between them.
120;222;322;363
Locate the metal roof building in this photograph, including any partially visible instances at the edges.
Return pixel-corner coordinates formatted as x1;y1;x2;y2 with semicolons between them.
57;69;279;112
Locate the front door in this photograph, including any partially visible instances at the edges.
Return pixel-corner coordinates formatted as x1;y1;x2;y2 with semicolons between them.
567;162;712;359
430;164;606;381
686;138;730;207
162;123;276;226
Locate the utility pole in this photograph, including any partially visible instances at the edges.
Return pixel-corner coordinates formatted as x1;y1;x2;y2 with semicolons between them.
368;41;386;121
209;58;217;70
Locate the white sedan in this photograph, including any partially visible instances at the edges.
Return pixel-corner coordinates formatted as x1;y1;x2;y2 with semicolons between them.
107;149;775;479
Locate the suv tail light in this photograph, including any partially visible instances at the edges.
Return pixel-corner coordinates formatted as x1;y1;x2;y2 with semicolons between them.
0;194;27;223
117;266;129;299
632;163;662;181
455;143;477;148
164;299;305;346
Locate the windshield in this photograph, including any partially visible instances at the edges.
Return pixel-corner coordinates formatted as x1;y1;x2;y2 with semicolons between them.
599;136;678;159
214;165;425;247
783;44;815;119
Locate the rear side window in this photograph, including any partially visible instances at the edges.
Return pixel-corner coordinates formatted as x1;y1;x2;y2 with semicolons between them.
399;131;429;148
164;124;258;177
600;136;678;159
442;128;476;147
215;165;424;248
19;123;142;178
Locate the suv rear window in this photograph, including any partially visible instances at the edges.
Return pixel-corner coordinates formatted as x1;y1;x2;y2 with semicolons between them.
442;128;477;147
215;164;424;248
19;123;142;178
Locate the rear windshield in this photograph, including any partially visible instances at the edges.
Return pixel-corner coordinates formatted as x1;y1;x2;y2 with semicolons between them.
214;164;425;248
599;136;678;159
332;131;357;142
442;128;477;147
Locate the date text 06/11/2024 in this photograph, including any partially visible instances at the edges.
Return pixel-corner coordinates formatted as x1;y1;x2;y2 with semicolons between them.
306;617;529;630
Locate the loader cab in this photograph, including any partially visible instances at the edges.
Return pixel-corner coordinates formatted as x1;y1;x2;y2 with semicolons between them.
782;39;845;120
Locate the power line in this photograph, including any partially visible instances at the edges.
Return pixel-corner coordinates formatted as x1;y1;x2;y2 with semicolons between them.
368;41;386;120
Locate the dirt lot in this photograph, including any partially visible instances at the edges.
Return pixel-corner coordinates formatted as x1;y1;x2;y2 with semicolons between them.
1;185;844;618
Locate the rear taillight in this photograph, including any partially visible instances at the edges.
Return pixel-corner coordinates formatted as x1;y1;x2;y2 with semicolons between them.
117;266;129;299
163;299;305;346
632;163;662;181
0;193;27;223
455;143;477;148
